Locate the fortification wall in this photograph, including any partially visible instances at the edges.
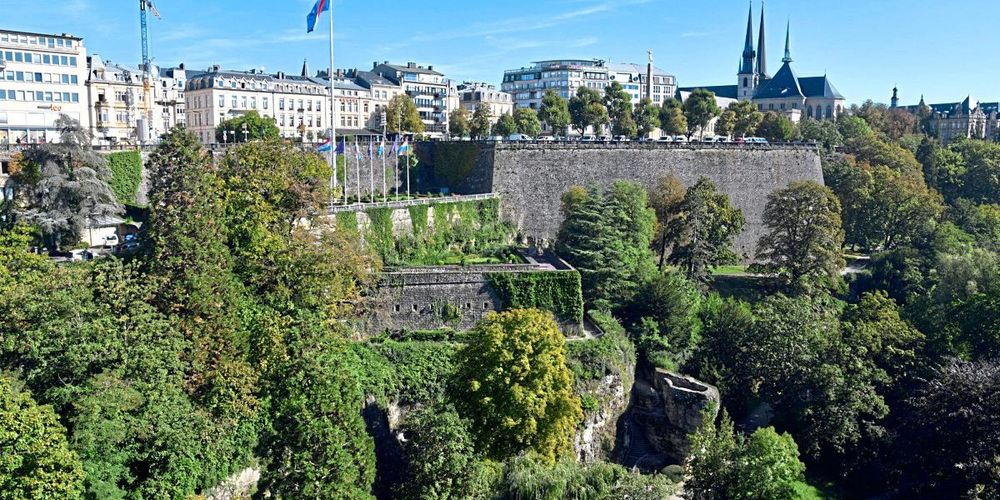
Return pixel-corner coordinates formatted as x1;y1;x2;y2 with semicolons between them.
487;143;825;257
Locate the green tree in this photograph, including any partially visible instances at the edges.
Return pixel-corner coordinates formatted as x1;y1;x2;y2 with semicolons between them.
538;90;571;137
659;98;688;136
12;115;121;250
449;107;471;138
729;100;764;138
755;181;846;287
604;81;637;137
714;109;736;138
635;97;661;138
837;115;876;142
955;139;1000;204
144;127;243;388
569;86;608;135
649;175;687;270
799;117;843;151
894;360;1000;498
257;329;375;499
386;94;425;134
453;309;583;463
841;291;925;387
401;404;490;500
0;374;84;499
556;182;657;311
492;112;517;137
757;111;797;142
915;138;966;202
686;409;806;500
470;103;493;139
667;177;745;284
215;110;280;143
513;107;542;137
627;270;703;366
682;89;722;139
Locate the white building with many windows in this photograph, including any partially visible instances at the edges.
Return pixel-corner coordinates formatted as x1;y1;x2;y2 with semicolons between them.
372;61;455;138
85;55;151;145
154;64;187;136
184;64;330;145
501;58;677;111
457;82;512;123
0;29;88;145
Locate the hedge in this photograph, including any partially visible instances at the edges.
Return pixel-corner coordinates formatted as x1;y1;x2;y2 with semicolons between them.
106;150;142;206
347;340;459;405
485;270;584;324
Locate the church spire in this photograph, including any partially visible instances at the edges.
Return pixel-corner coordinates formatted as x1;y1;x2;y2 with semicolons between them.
782;19;792;64
756;1;768;77
740;1;755;75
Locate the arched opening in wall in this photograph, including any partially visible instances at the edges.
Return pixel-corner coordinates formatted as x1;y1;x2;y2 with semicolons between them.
394;304;401;312
743;77;748;87
826;105;833;119
807;106;813;118
412;304;418;312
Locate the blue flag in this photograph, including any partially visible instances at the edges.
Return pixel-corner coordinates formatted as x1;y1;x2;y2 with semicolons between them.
306;0;330;33
316;138;332;153
336;138;346;154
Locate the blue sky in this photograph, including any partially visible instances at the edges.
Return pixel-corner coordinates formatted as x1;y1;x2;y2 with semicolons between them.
4;0;998;105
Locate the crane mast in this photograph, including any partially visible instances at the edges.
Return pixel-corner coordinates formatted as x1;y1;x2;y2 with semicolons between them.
139;0;153;144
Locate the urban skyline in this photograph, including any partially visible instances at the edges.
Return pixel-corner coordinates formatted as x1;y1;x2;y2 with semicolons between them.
3;0;999;106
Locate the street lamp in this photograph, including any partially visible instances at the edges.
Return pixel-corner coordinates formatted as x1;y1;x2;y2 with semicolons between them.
242;123;249;142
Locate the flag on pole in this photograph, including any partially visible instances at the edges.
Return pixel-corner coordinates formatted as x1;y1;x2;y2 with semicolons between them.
316;138;332;153
390;136;400;155
354;140;364;161
306;0;330;33
368;138;373;158
398;139;410;156
377;138;385;158
336;137;346;154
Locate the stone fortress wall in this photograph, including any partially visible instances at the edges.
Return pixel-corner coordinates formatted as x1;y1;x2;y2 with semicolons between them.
421;142;825;258
485;143;825;258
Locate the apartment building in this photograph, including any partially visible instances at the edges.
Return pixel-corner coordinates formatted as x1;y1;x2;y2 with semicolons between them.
501;58;676;110
0;29;88;145
457;81;512;122
372;61;455;138
184;65;330;145
155;64;187;136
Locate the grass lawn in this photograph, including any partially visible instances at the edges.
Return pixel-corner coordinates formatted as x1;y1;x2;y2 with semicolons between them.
712;265;749;276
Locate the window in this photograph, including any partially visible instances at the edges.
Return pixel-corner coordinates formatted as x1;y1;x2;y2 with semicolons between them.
279;98;285;110
219;94;225;107
250;96;256;108
263;97;268;109
232;95;237;108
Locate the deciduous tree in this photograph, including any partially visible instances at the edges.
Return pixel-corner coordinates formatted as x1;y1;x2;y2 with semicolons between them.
682;89;722;138
492;112;517;137
215;110;280;143
453;309;583;463
667;177;745;284
470;103;493;139
635;97;661;138
538;90;571;137
659;98;688;136
386;94;425;134
569;87;608;135
513;108;542;137
448;108;471;138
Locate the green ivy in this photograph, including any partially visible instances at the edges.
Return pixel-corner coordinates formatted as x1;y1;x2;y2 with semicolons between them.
432;142;481;191
566;316;636;383
106;150;142;206
347;340;458;405
485;271;584;324
365;207;395;261
335;211;358;234
408;205;429;239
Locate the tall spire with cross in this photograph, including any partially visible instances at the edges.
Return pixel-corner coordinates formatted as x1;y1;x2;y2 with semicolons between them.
756;1;768;78
782;19;792;63
740;1;756;75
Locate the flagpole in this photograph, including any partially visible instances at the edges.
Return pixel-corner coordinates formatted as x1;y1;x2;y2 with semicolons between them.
355;139;361;205
328;1;338;204
393;144;399;201
369;138;375;203
381;138;387;203
406;140;411;198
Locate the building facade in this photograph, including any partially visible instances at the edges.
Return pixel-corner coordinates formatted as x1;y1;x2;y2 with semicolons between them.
677;5;846;124
154;64;187;136
501;58;676;111
184;65;330;145
372;62;454;138
0;29;88;145
86;55;151;145
457;82;512;122
899;94;999;144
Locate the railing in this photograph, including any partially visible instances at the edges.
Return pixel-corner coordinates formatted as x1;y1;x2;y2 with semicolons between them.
430;139;821;151
325;192;499;214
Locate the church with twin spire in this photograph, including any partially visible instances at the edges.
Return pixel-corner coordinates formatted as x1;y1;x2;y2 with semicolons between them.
679;2;846;123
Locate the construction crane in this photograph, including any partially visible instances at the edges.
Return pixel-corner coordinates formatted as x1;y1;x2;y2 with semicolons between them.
139;0;160;144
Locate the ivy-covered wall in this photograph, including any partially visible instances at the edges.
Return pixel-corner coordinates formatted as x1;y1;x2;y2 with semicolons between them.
431;142;482;191
106;151;143;206
485;270;584;324
358;197;512;266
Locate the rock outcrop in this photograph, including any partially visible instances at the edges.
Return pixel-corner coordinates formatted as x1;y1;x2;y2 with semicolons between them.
631;368;720;463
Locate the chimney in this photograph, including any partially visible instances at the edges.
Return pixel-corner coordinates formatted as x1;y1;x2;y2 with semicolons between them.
383;60;389;65
407;62;416;68
373;61;378;70
213;64;220;72
428;65;434;71
179;62;185;70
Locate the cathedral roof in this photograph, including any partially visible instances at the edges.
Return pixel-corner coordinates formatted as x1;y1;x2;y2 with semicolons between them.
753;62;803;99
798;76;844;99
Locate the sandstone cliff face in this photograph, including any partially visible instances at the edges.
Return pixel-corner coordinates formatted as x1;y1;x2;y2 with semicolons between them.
631;368;720;464
574;371;631;462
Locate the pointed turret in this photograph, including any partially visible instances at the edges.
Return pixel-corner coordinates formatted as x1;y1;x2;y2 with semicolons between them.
301;59;310;78
756;1;768;78
782;20;792;63
740;2;756;75
891;86;899;108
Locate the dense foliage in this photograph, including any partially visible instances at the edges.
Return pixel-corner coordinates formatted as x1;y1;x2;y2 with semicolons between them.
105;150;143;206
486;270;585;324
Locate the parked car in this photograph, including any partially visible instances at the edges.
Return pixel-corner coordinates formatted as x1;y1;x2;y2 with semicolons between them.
613;135;631;143
746;137;769;144
597;135;611;142
672;135;689;143
657;136;674;143
536;135;556;142
488;135;504;142
581;135;597;142
507;133;533;142
100;234;119;248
